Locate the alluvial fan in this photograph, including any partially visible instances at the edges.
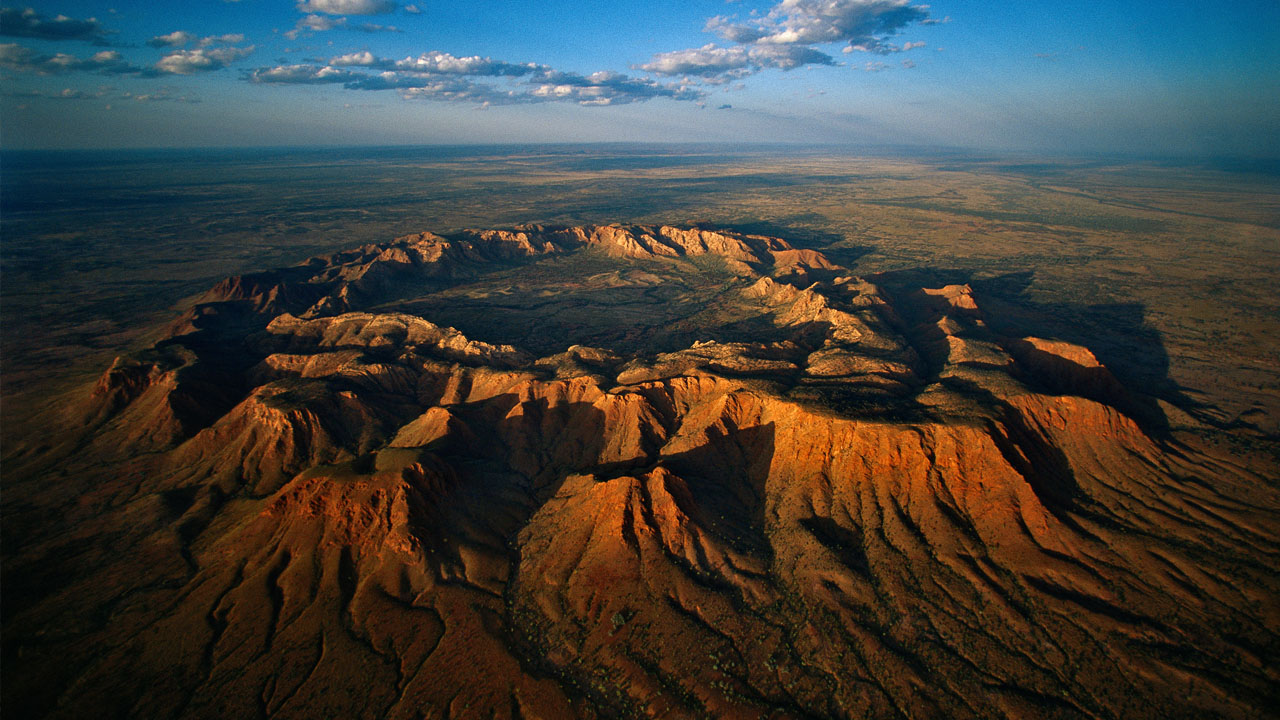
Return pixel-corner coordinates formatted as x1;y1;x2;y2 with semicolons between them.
3;225;1277;720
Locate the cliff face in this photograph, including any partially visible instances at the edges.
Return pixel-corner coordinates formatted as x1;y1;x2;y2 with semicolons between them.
4;225;1277;720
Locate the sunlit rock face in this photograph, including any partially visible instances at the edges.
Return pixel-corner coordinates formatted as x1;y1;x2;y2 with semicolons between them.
5;225;1277;720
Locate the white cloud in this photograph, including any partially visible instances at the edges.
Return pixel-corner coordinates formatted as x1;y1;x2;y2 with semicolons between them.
0;7;111;43
247;64;360;83
301;14;345;31
199;33;246;47
155;45;254;74
124;87;200;102
246;59;704;106
403;4;421;13
639;43;833;79
394;51;541;76
707;0;930;49
640;44;752;76
703;15;763;44
648;0;931;83
0;42;141;74
286;14;346;38
147;30;195;47
396;78;516;103
329;50;385;67
341;71;503;97
530;70;704;105
296;0;397;16
327;50;542;76
150;31;248;48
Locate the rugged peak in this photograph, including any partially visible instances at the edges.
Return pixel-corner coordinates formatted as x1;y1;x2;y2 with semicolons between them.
261;312;531;368
921;282;981;315
27;223;1275;720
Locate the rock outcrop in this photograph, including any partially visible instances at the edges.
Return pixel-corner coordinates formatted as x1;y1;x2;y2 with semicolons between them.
6;225;1277;720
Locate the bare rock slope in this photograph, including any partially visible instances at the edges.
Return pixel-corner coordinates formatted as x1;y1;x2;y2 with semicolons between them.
4;225;1277;720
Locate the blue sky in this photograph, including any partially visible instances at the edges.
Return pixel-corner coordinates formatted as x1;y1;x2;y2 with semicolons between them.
1;0;1276;155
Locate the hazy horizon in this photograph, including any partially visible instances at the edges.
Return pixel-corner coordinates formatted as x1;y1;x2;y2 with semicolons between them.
4;143;1278;173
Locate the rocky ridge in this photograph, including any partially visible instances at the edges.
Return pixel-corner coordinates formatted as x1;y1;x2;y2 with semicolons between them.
4;225;1277;720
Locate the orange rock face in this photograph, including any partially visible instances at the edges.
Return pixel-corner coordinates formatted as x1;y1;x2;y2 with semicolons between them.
4;225;1276;720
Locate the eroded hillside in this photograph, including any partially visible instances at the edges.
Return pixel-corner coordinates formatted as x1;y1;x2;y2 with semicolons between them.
3;225;1277;720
